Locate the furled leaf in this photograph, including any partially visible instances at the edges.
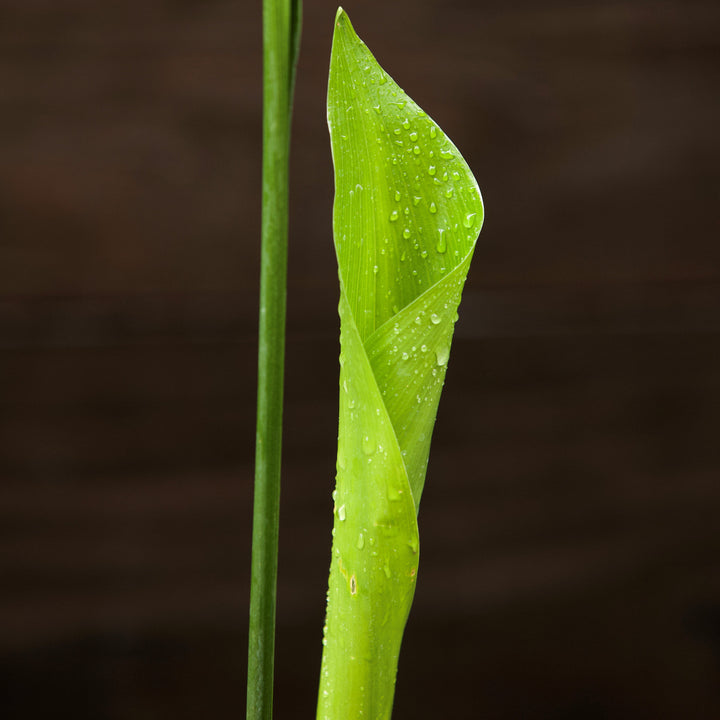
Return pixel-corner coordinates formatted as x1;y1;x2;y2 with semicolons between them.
318;8;484;719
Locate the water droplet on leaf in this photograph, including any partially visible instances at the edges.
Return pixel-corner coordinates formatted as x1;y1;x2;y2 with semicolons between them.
435;345;450;366
436;229;447;253
362;435;375;455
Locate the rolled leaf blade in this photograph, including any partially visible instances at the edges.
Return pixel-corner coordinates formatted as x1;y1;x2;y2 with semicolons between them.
319;8;483;719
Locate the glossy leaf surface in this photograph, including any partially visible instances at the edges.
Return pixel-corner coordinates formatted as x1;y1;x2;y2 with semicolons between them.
318;8;483;719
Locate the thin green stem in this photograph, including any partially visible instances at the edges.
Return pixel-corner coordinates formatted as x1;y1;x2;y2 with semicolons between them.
247;1;301;719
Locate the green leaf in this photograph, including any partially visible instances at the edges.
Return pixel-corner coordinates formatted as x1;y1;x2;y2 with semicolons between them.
318;8;483;720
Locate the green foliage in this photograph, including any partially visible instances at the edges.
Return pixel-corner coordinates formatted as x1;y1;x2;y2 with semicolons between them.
318;8;484;720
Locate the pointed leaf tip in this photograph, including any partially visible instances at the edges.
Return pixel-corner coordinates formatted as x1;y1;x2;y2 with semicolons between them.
334;7;356;36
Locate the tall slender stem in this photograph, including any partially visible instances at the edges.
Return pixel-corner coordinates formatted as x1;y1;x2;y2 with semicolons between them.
247;0;300;718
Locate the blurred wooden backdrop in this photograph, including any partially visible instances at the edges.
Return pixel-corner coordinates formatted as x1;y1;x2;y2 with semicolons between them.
1;0;719;717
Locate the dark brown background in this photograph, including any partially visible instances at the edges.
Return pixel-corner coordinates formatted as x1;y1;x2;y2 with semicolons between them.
1;0;719;718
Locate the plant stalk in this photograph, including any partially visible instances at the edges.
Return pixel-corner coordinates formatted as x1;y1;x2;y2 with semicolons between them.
247;0;301;719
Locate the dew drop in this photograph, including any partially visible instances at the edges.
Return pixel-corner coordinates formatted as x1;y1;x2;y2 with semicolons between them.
338;504;346;521
394;190;401;202
362;435;375;455
402;228;411;239
412;196;422;206
357;533;365;550
430;313;441;324
389;210;399;222
429;126;437;139
463;212;476;228
409;132;418;141
445;187;454;198
402;118;410;129
429;202;437;214
428;165;436;176
413;145;420;155
435;345;450;366
402;351;409;360
436;229;447;254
